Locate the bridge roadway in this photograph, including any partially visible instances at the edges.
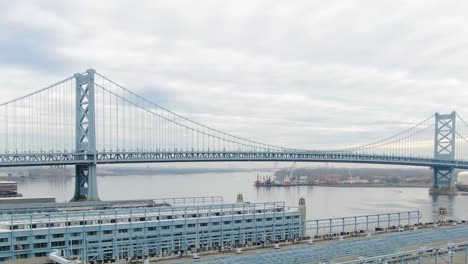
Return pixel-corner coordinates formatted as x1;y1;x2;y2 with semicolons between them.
1;151;468;169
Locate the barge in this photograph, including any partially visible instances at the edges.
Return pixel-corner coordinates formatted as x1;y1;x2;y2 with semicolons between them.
0;181;22;198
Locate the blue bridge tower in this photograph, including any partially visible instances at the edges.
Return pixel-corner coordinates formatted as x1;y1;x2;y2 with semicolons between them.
430;112;458;195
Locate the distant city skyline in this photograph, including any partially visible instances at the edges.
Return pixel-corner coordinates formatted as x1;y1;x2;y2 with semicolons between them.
1;1;468;150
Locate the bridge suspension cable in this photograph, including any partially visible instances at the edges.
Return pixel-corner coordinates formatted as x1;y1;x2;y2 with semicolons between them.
455;113;468;161
0;76;76;154
0;69;467;163
93;72;285;153
336;115;436;158
330;113;468;162
2;69;468;200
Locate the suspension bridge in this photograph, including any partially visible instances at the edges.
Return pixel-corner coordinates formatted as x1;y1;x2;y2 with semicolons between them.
1;69;468;200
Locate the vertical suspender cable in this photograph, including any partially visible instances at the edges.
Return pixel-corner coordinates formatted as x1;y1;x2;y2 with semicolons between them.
137;96;139;150
102;78;106;151
62;82;65;152
6;104;8;152
14;101;17;152
52;85;55;152
54;84;57;152
22;99;25;153
2;104;5;152
123;88;125;151
36;92;39;152
116;83;119;151
47;88;49;152
108;80;112;151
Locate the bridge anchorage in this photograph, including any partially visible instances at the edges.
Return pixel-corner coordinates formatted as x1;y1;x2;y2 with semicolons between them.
1;68;468;200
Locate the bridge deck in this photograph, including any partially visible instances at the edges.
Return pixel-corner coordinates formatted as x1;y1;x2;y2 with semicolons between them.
1;151;468;169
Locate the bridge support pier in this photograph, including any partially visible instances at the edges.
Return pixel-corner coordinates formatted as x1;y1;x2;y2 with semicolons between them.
71;69;99;201
74;164;99;201
430;112;458;195
429;167;458;195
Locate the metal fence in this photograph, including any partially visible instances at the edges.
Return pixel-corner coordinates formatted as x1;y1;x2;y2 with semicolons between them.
305;211;421;237
189;224;468;264
0;196;224;214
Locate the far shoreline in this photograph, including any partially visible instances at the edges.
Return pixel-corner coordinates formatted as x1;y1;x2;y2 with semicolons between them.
254;183;430;188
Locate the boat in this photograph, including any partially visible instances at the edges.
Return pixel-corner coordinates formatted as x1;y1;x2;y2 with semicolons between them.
254;174;316;187
254;163;317;187
255;163;294;187
0;181;22;198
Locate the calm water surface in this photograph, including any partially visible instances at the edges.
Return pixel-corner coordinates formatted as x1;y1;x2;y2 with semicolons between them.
16;172;468;222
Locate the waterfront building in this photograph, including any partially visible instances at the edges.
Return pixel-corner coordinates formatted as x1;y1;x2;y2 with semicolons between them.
0;199;303;263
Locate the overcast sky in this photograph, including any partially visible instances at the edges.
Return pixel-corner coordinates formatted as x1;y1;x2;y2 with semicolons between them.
1;0;468;150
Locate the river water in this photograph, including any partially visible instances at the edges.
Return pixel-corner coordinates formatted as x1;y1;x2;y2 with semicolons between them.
15;171;468;222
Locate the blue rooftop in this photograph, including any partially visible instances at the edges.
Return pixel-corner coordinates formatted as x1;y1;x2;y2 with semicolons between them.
176;225;468;263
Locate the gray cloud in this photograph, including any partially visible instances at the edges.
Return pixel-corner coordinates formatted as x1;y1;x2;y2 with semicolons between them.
1;0;468;150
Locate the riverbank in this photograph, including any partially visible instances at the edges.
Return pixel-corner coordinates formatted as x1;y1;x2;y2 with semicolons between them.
316;183;429;188
255;183;429;188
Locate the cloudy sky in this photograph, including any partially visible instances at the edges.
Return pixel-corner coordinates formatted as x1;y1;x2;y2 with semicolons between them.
1;0;468;150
